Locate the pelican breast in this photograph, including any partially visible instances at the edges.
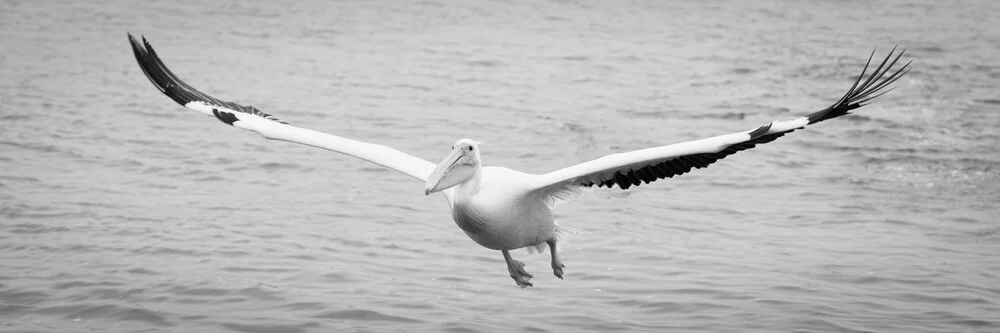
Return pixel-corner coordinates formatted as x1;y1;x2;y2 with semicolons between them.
451;167;555;251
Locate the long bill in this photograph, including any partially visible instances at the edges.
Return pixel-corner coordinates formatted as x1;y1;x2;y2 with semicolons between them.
424;149;464;195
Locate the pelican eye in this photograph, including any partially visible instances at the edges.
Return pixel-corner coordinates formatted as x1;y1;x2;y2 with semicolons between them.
468;146;473;151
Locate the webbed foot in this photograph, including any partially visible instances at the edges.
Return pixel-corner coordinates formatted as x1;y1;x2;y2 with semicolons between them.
502;250;533;288
552;260;566;279
508;258;534;288
547;238;566;279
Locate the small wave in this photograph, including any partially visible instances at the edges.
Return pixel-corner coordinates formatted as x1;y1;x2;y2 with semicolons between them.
216;250;252;258
63;304;117;319
617;109;666;119
0;175;40;183
222;266;296;274
260;162;301;171
225;165;250;172
132;108;183;119
280;302;326;311
36;303;174;326
5;223;71;234
132;246;205;257
143;182;179;190
140;166;166;175
0;114;32;121
393;83;432;92
53;281;125;290
434;275;471;283
0;140;82;159
168;286;231;297
389;302;434;310
610;299;684;312
203;205;244;212
0;289;48;304
320;271;356;283
357;166;390;174
194;175;227;182
898;292;992;305
125;267;160;275
690;79;735;88
105;158;145;169
115;307;173;326
312;309;423;323
415;0;445;8
221;323;315;333
562;122;589;134
210;157;237;165
947;318;996;329
682;110;748;120
965;226;998;238
914;45;946;53
975;98;1000;105
467;59;502;67
0;303;33;315
336;239;372;248
237;285;282;301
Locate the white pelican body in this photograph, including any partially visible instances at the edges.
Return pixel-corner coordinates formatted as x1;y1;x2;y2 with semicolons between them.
451;166;561;251
128;33;909;287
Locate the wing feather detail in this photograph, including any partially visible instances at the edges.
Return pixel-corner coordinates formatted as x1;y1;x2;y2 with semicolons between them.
532;48;909;193
127;33;436;185
128;34;287;125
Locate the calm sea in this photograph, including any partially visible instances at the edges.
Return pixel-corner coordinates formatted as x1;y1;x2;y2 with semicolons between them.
1;0;997;332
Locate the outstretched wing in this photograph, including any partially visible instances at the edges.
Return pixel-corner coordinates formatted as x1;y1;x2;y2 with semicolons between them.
532;48;910;193
127;33;436;183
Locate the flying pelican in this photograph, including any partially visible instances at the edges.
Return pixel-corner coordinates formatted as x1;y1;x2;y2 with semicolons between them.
127;33;909;288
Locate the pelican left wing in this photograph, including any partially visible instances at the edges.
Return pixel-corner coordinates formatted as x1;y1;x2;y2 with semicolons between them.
532;48;910;192
127;33;435;183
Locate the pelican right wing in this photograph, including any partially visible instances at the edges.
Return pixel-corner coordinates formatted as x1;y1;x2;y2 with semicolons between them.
128;33;435;183
531;48;910;193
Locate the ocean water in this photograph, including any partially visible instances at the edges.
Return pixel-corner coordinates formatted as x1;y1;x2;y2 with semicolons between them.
1;0;998;332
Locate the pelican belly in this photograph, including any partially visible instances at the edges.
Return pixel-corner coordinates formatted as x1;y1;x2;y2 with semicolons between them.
451;167;555;251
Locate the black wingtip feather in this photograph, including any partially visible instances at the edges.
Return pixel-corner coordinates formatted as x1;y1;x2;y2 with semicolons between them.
806;48;909;125
127;33;290;126
129;34;198;106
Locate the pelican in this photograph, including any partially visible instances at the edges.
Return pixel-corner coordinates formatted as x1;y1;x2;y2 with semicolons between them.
127;33;909;288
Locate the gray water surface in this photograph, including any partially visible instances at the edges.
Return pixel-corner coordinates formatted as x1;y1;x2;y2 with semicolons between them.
1;0;998;332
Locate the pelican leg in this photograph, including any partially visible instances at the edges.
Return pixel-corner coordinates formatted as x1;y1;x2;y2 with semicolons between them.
547;238;565;279
502;250;533;288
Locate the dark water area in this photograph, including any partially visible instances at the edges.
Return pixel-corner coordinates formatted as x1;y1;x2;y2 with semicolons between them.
1;0;998;332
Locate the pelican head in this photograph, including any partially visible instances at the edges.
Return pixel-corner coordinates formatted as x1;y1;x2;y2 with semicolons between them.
424;139;482;195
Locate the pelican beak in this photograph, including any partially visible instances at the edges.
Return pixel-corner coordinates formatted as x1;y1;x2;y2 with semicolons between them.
424;148;464;195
